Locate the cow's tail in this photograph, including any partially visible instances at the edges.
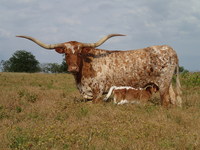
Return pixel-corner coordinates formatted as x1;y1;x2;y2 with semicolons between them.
104;86;116;101
176;64;182;107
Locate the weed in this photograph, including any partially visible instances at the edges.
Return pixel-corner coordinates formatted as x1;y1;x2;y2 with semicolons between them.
18;89;38;103
26;93;38;103
18;89;26;98
28;112;39;119
77;107;89;118
16;106;22;113
63;144;69;149
0;106;9;120
0;111;9;120
8;128;39;150
144;104;157;113
47;79;54;89
55;112;69;121
9;135;29;149
158;138;175;149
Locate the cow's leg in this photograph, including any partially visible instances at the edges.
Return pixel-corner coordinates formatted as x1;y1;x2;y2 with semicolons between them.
158;69;175;107
169;83;182;107
92;88;103;103
92;98;101;103
159;87;170;107
169;83;176;105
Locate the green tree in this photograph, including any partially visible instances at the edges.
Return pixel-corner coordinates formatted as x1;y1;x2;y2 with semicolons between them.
179;66;189;73
40;62;68;73
1;60;10;72
47;63;62;73
60;59;68;73
2;50;40;73
40;55;68;73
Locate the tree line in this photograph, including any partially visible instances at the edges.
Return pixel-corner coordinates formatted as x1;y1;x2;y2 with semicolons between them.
0;50;68;73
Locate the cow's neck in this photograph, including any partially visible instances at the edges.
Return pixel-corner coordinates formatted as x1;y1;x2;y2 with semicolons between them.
72;48;119;87
73;71;82;85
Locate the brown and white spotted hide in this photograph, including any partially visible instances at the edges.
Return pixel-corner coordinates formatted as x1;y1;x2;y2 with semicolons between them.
104;85;158;105
17;34;182;107
73;45;181;107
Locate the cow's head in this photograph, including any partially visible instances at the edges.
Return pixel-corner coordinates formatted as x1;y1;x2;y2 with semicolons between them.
16;34;125;73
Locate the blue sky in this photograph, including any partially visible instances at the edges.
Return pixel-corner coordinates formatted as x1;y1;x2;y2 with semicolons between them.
0;0;200;71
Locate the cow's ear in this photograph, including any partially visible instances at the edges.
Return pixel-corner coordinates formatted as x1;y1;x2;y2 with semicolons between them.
55;47;65;53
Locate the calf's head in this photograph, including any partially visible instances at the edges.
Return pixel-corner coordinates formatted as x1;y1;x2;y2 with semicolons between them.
145;84;159;94
16;34;125;73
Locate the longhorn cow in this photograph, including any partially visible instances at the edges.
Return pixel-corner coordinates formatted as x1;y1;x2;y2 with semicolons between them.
16;34;182;107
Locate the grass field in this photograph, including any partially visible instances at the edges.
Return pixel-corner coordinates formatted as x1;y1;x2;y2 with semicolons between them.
0;72;200;150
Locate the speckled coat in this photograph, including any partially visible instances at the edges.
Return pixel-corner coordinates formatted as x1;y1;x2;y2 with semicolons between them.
59;44;181;106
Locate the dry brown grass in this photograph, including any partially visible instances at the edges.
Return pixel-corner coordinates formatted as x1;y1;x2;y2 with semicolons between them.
0;72;200;150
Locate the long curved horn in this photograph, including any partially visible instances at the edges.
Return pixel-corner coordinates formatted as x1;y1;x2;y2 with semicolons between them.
16;35;64;49
82;34;126;47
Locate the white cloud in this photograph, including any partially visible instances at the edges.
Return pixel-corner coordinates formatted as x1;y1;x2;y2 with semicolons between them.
17;0;36;3
0;28;13;39
57;17;81;26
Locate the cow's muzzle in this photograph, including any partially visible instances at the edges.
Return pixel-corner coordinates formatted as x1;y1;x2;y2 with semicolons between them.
68;65;79;73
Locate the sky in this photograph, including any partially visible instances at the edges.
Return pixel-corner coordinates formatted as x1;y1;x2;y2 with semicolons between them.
0;0;200;71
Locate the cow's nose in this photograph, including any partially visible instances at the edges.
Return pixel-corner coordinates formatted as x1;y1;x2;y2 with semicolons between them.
68;65;79;72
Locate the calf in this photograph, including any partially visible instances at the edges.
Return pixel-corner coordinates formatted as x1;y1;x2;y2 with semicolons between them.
104;85;158;105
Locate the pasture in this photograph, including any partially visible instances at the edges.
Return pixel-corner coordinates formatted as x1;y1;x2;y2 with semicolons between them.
0;72;200;150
